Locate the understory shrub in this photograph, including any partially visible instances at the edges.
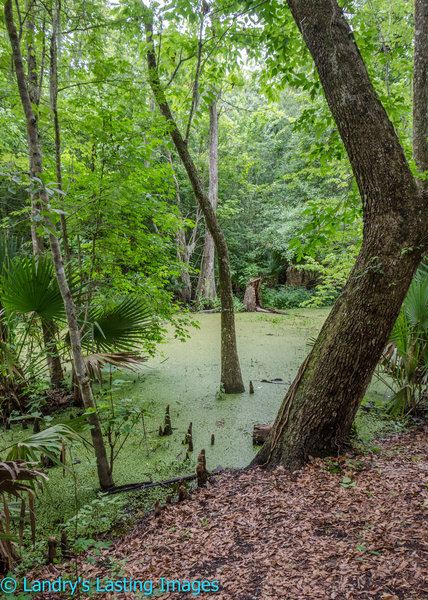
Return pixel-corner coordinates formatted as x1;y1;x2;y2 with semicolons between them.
261;285;315;309
212;296;245;312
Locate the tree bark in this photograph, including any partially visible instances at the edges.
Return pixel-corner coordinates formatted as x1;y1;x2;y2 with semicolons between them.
24;1;64;389
144;18;244;393
243;277;262;311
167;151;198;305
41;319;64;388
49;0;71;267
252;0;427;470
196;100;218;302
413;0;428;194
5;0;114;489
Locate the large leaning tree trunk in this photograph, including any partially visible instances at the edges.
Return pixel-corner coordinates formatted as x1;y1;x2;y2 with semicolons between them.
5;0;114;489
196;99;218;302
252;0;428;470
144;19;245;394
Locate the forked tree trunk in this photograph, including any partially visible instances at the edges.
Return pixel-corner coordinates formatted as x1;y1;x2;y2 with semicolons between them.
252;0;427;470
5;0;114;489
145;19;245;393
196;100;218;302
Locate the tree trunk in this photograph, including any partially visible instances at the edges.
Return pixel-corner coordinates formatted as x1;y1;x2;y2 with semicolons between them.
144;19;245;393
196;100;218;302
5;0;114;489
24;2;64;390
243;277;262;311
167;151;198;305
413;0;428;192
41;319;64;388
49;0;71;268
252;0;427;470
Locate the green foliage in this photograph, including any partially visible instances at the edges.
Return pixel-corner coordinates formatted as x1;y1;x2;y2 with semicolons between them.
61;493;123;540
261;286;315;309
378;263;428;416
85;389;148;474
212;296;245;313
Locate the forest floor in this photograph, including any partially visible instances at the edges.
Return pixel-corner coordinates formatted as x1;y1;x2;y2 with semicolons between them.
31;426;427;600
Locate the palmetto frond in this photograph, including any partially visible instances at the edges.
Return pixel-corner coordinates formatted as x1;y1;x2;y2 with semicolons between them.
0;460;47;570
0;234;20;276
4;421;88;463
0;255;65;320
403;267;428;332
380;261;428;415
83;296;154;353
83;351;147;383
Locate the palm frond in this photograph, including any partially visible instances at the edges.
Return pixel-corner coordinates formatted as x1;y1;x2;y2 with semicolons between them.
0;460;47;570
83;351;147;383
84;296;154;352
379;262;428;415
404;273;428;332
0;234;20;276
4;420;89;463
1;255;65;320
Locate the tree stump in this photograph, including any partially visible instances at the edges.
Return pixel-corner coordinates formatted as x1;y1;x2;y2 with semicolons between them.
252;424;273;445
178;484;187;502
61;530;70;560
196;449;209;487
243;277;263;311
163;404;172;435
184;422;193;451
47;537;57;564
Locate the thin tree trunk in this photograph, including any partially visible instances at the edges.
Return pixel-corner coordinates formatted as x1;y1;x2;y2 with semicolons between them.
252;0;427;470
25;1;64;389
413;0;428;193
49;0;71;267
144;19;244;393
41;320;64;388
196;100;218;302
5;0;114;489
167;151;198;304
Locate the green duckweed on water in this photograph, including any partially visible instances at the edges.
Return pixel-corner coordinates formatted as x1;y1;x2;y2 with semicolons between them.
1;310;395;552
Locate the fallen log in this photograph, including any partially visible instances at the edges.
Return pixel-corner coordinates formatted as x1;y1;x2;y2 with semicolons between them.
255;307;288;315
104;474;196;495
253;424;273;445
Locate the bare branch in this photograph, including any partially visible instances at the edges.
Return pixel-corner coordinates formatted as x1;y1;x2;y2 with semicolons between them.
185;15;204;143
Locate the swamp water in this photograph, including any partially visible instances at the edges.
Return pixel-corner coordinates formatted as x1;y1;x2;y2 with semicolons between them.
112;309;390;474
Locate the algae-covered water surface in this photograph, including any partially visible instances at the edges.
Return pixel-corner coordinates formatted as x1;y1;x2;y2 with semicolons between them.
120;310;329;470
110;309;390;472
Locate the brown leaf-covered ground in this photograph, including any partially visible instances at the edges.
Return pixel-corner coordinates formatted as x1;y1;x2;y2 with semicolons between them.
35;427;427;599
